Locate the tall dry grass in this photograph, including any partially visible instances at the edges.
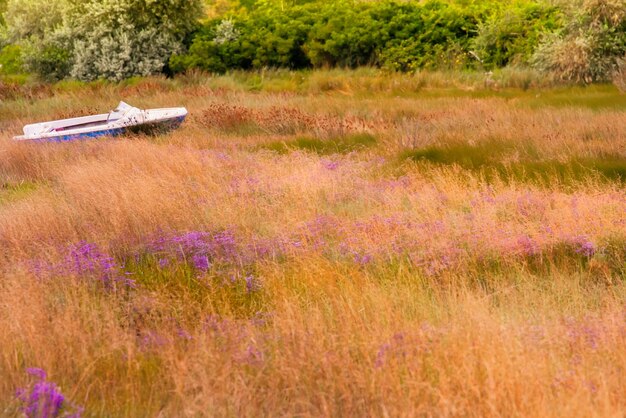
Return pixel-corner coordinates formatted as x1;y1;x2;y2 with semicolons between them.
0;72;625;417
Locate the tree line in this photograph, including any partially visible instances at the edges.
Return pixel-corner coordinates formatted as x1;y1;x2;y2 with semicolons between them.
0;0;624;83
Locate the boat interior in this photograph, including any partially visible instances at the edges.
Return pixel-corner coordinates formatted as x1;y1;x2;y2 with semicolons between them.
22;113;121;136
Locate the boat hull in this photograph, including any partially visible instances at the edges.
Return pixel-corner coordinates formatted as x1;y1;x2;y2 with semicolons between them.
14;102;187;142
23;115;186;142
126;115;187;136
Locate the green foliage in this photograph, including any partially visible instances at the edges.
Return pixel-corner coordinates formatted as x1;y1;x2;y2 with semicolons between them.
0;43;21;74
378;1;479;71
614;56;626;92
174;0;566;74
532;0;626;82
21;36;72;81
471;1;562;67
173;4;316;73
69;0;204;81
2;0;69;42
0;0;6;25
2;0;625;82
2;0;202;81
1;0;71;80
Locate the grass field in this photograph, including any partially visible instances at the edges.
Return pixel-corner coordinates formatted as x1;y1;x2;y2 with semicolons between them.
0;70;625;417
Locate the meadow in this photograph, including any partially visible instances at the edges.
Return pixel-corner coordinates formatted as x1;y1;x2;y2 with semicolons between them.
0;69;625;417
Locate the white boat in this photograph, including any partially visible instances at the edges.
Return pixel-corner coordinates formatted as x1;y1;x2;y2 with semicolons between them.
14;101;187;141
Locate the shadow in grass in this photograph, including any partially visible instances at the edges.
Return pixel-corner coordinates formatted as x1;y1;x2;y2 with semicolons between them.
402;140;528;168
476;237;626;291
401;142;626;184
218;122;265;137
504;158;626;183
261;133;377;155
125;254;269;320
424;85;626;110
527;85;626;110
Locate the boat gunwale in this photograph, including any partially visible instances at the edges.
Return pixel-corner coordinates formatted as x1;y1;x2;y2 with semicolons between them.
14;114;187;141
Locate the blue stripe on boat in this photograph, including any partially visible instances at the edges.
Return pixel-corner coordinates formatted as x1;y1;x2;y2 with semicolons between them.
30;115;186;142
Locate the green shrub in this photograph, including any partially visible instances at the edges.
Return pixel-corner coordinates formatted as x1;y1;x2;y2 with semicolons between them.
1;0;68;41
532;0;626;83
613;55;626;92
378;1;479;71
303;1;387;68
0;0;6;24
175;0;570;75
471;2;562;68
4;0;625;82
69;0;203;81
21;39;71;81
2;0;203;81
174;0;485;73
0;43;21;74
1;0;71;80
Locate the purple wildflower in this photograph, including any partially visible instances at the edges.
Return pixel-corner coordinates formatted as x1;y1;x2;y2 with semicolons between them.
374;331;411;369
245;275;262;293
517;235;540;256
304;216;338;237
374;343;391;368
176;327;193;341
17;368;82;418
321;160;340;170
575;238;596;257
22;381;65;418
237;344;264;366
26;368;47;380
139;331;169;351
251;311;273;327
564;316;601;350
30;241;134;289
585;380;598;394
191;254;210;272
150;229;239;265
169;231;211;256
247;237;283;261
353;253;373;266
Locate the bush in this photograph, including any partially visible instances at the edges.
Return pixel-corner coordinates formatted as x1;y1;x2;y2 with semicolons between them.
174;0;485;73
21;37;71;81
1;0;68;41
174;0;570;75
303;2;386;68
71;29;184;82
378;1;478;71
69;0;203;81
1;0;71;80
0;43;22;74
613;55;626;92
472;2;562;68
2;0;203;81
3;0;625;82
532;0;626;83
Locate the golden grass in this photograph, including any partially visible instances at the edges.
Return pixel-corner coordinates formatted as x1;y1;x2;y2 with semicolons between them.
0;71;625;417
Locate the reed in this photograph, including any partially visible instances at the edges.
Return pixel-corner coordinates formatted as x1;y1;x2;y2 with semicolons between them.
0;70;624;417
